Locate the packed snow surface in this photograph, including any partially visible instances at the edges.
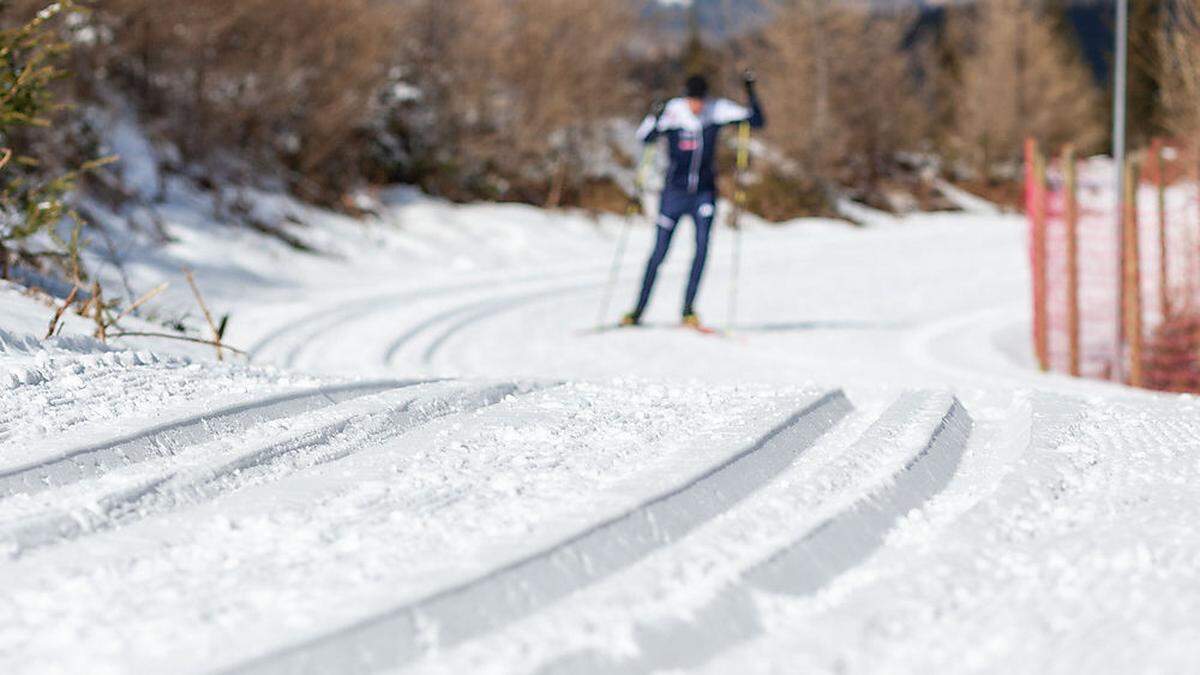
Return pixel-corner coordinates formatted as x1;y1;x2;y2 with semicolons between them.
1;180;1197;674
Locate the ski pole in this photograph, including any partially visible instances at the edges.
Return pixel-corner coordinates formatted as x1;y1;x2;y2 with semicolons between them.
727;119;751;331
596;143;657;328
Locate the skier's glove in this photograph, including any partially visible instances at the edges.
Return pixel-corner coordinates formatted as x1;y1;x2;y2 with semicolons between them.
742;69;757;98
650;99;667;122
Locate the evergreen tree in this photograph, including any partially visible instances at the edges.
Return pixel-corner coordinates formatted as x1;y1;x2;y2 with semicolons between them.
0;1;93;280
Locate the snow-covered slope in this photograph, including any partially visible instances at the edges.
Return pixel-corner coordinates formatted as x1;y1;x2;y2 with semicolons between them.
1;176;1196;674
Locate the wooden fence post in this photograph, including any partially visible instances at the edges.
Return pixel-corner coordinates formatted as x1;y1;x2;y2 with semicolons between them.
1152;138;1170;321
1026;138;1050;372
1191;157;1200;306
1064;145;1081;377
1123;156;1145;387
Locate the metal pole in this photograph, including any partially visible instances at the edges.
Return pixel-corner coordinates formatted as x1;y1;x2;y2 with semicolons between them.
1113;0;1129;382
596;145;656;329
727;121;751;332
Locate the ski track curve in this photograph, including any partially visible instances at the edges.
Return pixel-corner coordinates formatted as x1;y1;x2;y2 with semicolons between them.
688;390;1121;675
382;283;596;368
408;260;730;371
0;379;430;500
0;381;531;557
245;271;574;360
221;389;853;675
418;284;597;365
261;249;709;373
537;391;973;674
249;264;614;370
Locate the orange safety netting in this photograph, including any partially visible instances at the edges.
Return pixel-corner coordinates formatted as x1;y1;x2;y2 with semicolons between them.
1026;138;1200;393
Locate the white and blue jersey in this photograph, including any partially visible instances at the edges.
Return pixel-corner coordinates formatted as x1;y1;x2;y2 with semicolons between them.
635;95;765;195
629;92;765;319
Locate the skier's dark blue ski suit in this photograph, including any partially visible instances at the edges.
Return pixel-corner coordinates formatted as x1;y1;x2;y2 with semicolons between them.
631;92;764;320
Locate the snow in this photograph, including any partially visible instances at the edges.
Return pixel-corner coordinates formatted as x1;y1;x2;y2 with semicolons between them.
0;167;1196;673
935;178;1003;215
834;196;901;227
703;392;1200;675
103;115;160;202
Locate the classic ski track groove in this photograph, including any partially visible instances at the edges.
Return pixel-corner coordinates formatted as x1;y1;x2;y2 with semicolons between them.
539;392;974;674
249;264;611;368
273;251;711;370
413;263;731;367
747;397;972;592
276;273;589;369
0;379;430;500
246;269;572;359
383;283;594;366
0;381;532;556
222;389;853;675
419;283;596;365
415;259;750;367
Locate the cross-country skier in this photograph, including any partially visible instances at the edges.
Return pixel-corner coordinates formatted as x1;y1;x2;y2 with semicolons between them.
622;72;764;329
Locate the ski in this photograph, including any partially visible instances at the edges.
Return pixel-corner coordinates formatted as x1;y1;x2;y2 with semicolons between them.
577;322;725;337
684;322;726;337
576;323;643;336
727;70;755;333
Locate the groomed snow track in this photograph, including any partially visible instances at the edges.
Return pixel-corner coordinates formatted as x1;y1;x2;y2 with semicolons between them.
0;372;980;673
0;380;431;499
0;380;534;556
381;284;593;367
246;267;606;371
540;391;973;674
0;372;979;674
223;390;854;675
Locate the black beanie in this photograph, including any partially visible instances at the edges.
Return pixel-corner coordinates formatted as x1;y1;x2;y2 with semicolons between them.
685;74;709;99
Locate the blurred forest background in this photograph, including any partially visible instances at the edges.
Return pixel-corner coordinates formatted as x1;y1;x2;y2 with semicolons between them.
2;0;1198;236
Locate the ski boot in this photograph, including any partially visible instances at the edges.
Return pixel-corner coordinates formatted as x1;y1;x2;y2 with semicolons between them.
683;311;718;335
620;311;641;327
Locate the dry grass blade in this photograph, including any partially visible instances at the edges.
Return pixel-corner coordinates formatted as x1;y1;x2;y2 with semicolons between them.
45;284;79;339
183;268;223;361
108;331;246;355
110;282;169;326
91;281;106;343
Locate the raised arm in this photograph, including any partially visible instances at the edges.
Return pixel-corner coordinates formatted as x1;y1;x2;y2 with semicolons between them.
635;100;669;143
743;71;765;129
711;72;766;129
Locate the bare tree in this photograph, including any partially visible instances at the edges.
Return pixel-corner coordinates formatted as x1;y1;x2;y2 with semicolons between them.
89;0;398;201
1160;1;1200;143
954;0;1105;177
756;2;920;194
394;0;636;205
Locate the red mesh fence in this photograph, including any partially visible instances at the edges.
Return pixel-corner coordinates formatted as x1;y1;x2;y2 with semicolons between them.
1026;138;1200;392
